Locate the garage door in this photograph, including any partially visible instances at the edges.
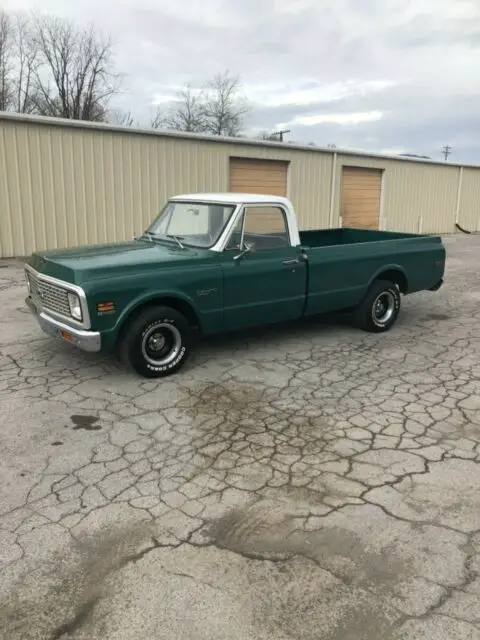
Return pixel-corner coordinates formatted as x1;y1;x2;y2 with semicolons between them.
340;167;383;229
229;158;288;196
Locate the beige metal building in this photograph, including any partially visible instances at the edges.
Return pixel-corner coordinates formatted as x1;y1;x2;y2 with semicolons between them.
0;112;479;258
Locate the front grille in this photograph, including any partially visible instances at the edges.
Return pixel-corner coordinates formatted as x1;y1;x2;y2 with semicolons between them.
27;270;71;318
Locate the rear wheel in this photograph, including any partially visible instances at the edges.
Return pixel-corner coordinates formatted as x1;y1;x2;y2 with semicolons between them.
119;306;191;378
354;279;401;333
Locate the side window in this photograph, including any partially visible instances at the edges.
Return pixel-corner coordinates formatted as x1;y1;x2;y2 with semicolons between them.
243;206;290;249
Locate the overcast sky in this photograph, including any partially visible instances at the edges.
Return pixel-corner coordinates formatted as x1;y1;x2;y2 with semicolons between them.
3;0;480;162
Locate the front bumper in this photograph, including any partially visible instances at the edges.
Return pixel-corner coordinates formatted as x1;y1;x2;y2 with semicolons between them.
26;296;101;353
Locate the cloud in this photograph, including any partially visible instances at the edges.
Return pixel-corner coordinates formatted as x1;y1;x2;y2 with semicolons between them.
2;0;480;162
245;80;396;108
278;111;383;128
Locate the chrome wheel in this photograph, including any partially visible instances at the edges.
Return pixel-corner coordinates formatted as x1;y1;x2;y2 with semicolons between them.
141;323;182;366
372;291;396;324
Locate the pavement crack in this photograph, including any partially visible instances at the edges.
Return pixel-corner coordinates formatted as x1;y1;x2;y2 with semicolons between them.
114;536;184;571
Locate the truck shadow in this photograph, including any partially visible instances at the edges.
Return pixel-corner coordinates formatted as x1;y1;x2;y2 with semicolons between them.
194;311;355;358
31;313;353;379
37;306;418;378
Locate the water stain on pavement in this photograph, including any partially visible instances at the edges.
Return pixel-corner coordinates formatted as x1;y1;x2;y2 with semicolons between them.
0;522;155;640
208;498;405;588
180;382;267;417
71;415;102;431
208;499;405;639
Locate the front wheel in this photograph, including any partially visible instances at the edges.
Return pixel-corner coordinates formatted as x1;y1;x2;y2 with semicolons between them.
119;306;191;378
354;280;401;333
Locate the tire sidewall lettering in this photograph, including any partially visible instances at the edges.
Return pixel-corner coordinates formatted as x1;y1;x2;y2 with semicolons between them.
146;345;186;372
140;318;176;339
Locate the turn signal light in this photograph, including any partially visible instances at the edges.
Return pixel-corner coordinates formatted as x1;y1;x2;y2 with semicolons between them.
97;301;116;314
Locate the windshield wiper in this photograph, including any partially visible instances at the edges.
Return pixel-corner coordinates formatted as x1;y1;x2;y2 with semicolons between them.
166;234;185;249
141;231;185;249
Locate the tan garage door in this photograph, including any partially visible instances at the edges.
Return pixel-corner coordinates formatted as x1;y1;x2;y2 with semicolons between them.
229;157;288;196
341;167;383;229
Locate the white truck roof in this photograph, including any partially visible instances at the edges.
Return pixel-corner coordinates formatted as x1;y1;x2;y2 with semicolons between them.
169;192;300;249
171;192;292;206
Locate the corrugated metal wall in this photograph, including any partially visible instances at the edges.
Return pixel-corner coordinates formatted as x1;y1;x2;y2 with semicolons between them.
458;168;480;232
1;114;479;258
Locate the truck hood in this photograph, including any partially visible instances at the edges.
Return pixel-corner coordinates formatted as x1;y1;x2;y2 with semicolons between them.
27;239;214;284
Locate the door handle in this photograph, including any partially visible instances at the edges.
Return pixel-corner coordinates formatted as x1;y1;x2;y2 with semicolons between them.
282;258;300;265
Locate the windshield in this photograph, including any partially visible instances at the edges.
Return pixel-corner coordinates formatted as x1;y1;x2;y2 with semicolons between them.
145;201;236;248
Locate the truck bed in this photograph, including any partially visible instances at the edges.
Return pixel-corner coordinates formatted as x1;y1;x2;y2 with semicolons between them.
299;228;424;248
298;227;445;318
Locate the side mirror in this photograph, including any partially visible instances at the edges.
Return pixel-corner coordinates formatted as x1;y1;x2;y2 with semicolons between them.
233;241;255;261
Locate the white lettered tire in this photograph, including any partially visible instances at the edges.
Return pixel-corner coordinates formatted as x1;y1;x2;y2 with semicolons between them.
354;279;401;333
120;306;191;378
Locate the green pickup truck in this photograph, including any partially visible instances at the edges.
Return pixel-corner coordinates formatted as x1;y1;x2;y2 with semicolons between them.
25;193;446;378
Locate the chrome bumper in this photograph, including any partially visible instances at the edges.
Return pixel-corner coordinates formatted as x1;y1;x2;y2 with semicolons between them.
26;296;101;353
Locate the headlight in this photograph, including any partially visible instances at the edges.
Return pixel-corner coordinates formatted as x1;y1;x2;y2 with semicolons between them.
25;272;31;293
67;292;83;321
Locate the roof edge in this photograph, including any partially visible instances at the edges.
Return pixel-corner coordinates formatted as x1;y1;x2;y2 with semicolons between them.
0;110;475;170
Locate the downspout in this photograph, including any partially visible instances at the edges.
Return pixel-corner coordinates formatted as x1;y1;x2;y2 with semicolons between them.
328;151;338;228
455;166;464;226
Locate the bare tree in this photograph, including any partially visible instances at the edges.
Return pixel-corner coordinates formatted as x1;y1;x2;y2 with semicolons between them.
0;11;13;110
255;130;275;141
154;71;249;136
12;13;38;113
151;84;205;132
108;108;135;127
0;11;40;114
0;11;123;120
200;71;249;136
30;14;120;121
150;108;165;129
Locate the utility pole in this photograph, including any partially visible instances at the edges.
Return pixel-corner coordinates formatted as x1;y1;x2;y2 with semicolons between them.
441;145;452;161
270;129;290;142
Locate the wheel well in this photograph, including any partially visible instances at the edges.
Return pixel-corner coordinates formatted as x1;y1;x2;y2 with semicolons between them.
116;297;201;346
376;269;408;294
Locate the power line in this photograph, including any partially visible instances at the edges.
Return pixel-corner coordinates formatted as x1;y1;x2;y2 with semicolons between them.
441;145;452;161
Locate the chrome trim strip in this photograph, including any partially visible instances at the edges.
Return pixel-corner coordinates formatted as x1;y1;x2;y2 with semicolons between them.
210;204;242;252
24;264;91;329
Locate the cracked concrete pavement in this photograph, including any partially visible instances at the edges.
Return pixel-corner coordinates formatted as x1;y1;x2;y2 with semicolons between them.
0;234;479;640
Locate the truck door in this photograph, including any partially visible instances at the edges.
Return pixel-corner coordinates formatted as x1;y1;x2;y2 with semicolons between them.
219;205;307;330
